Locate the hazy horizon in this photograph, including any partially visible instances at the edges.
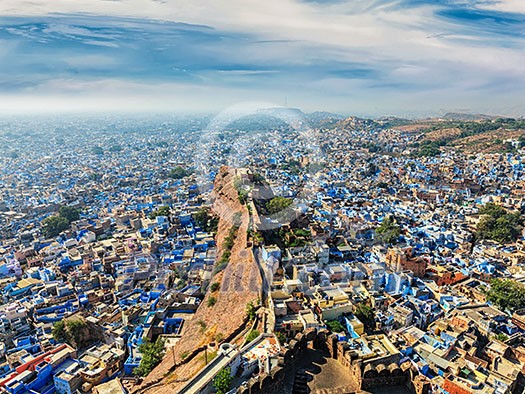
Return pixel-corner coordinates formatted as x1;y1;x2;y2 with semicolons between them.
0;106;522;121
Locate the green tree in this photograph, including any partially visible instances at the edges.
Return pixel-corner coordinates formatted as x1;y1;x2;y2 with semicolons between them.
237;189;248;205
42;215;69;238
519;135;525;148
67;319;91;349
246;301;257;321
150;205;170;219
193;207;209;228
266;196;292;214
193;207;219;233
197;320;207;333
51;319;98;349
503;142;515;153
326;320;344;333
495;333;508;342
246;329;260;342
415;141;441;157
233;176;243;191
91;146;104;155
366;143;382;153
276;331;287;344
134;339;165;377
212;367;233;394
376;215;401;244
476;204;523;244
52;321;67;343
207;296;217;307
252;172;265;185
234;177;249;204
253;232;264;244
214;224;239;274
485;279;525;312
169;166;191;179
59;205;80;223
477;215;496;239
479;203;507;219
354;304;376;331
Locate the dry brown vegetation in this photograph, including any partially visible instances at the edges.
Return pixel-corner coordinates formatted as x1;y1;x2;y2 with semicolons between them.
450;129;525;153
423;127;462;141
392;123;432;133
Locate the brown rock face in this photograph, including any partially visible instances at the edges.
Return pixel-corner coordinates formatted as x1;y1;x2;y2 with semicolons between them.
137;166;261;393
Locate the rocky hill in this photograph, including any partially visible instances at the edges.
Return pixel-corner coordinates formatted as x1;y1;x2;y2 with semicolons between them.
442;112;496;121
335;116;378;130
137;166;261;394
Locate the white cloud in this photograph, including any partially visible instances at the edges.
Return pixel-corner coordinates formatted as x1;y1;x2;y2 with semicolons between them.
3;0;521;76
0;0;524;115
475;0;525;13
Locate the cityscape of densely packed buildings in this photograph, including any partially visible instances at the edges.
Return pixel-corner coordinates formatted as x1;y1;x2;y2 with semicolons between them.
0;111;525;394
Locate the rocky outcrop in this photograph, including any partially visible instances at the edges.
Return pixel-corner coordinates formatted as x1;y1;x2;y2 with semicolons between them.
137;166;261;394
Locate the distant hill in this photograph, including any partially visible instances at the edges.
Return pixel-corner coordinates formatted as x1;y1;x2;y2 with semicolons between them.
226;113;289;131
375;117;414;128
336;116;378;130
256;107;305;120
252;107;345;129
414;117;525;155
306;111;345;128
441;112;497;121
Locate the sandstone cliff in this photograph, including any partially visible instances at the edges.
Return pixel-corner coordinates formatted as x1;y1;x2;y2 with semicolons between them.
137;166;261;394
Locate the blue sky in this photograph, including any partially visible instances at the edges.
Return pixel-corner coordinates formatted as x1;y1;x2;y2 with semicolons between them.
1;0;524;116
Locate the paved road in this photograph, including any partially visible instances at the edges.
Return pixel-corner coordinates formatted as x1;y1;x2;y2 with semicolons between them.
178;346;239;394
252;246;270;308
